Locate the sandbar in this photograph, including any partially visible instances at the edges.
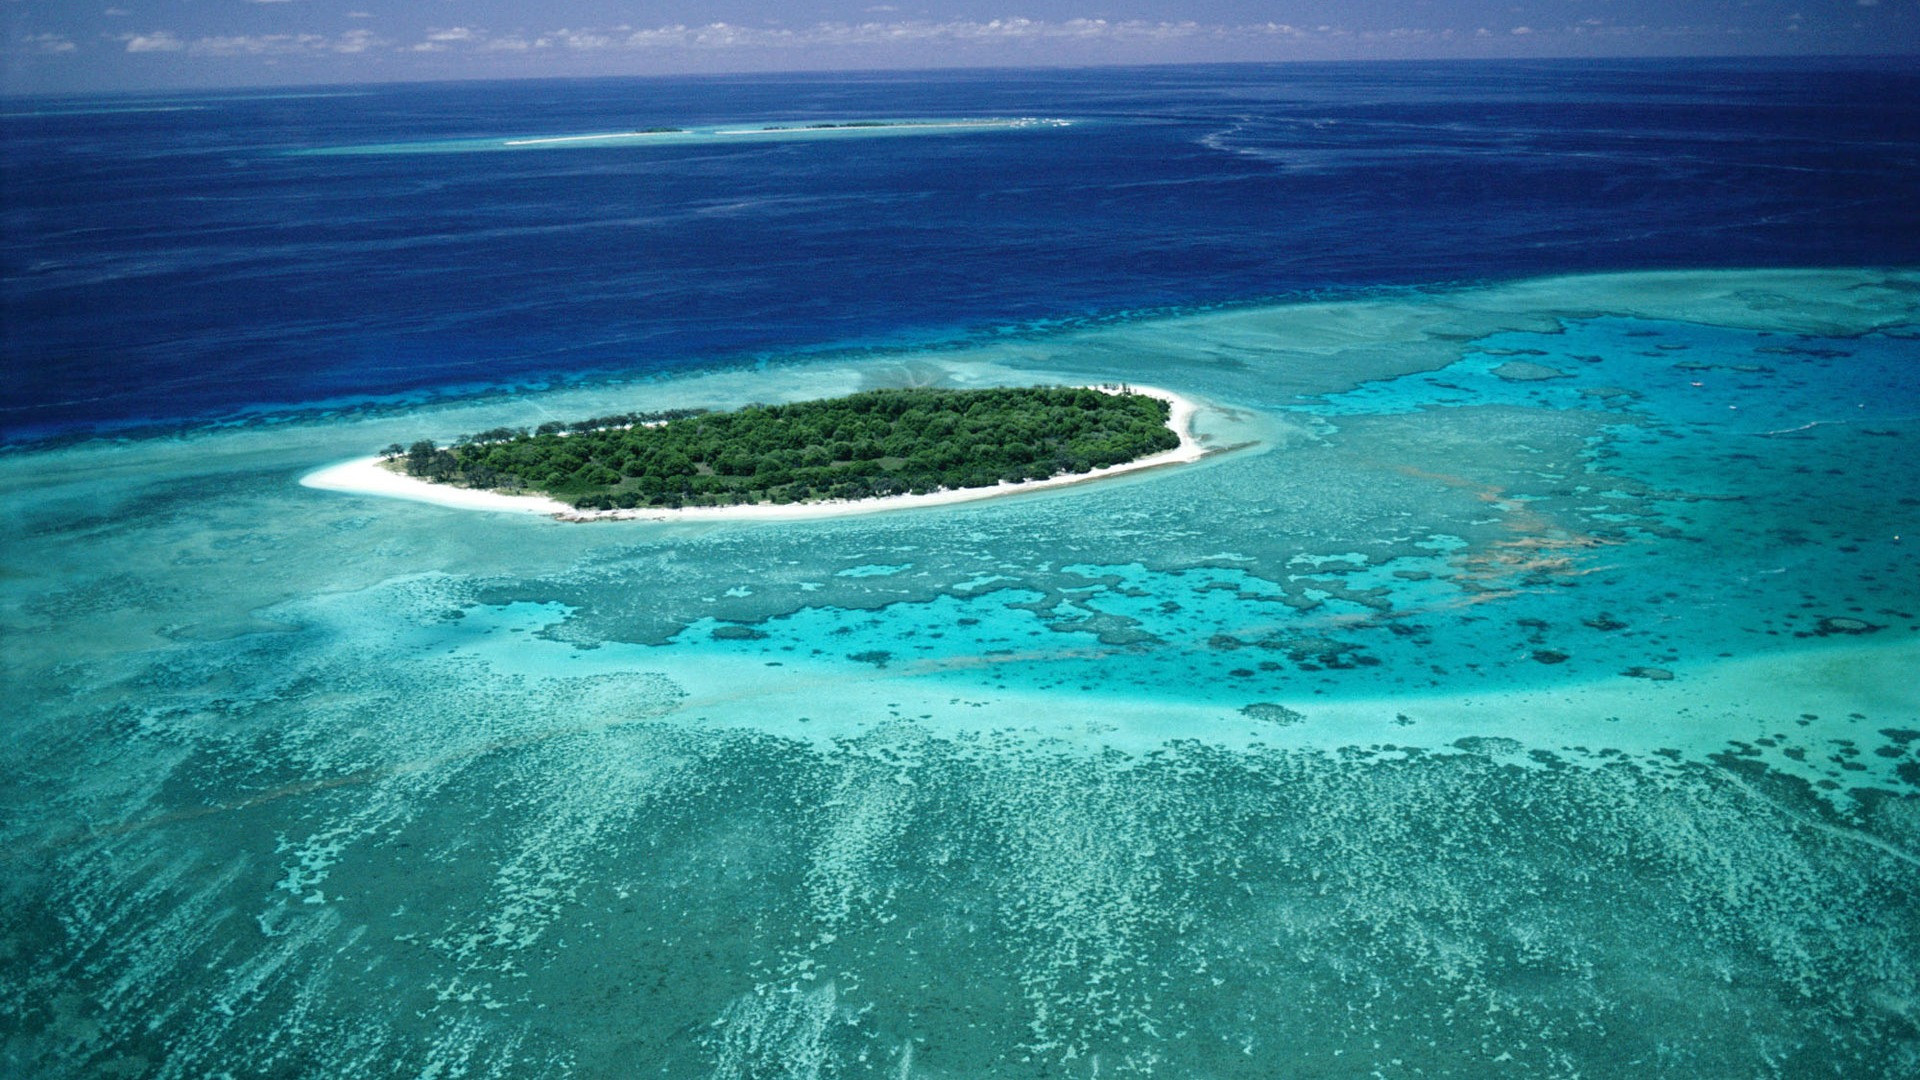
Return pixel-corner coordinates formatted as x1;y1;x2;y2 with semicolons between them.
502;131;682;146
300;385;1209;523
710;119;1052;136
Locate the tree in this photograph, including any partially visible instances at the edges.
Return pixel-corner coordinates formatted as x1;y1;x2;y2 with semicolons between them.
404;439;436;476
408;386;1181;509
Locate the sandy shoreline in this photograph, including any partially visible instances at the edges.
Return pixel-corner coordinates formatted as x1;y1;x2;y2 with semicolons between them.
502;131;682;146
300;385;1210;523
710;119;1053;136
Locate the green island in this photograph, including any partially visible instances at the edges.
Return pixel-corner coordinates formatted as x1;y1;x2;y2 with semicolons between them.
386;386;1180;511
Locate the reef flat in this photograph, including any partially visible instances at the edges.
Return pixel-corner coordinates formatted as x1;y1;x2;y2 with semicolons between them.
3;268;1918;1077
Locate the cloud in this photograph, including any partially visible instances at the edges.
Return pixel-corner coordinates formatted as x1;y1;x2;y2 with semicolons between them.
96;14;1811;72
123;31;184;52
334;29;381;53
103;7;130;16
602;18;1266;51
23;33;78;55
194;33;324;55
363;17;1372;59
119;28;387;57
411;26;477;51
355;17;1665;63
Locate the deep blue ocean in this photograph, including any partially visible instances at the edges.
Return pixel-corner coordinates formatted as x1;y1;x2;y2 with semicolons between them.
5;59;1917;441
4;60;1920;1078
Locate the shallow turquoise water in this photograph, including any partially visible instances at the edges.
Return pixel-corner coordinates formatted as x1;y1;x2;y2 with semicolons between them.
295;118;1075;156
3;269;1919;1077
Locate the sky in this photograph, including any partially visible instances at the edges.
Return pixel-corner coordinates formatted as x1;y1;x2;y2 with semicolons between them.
4;1;1918;94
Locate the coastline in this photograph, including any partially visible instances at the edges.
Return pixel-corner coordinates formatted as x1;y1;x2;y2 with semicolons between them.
299;384;1210;522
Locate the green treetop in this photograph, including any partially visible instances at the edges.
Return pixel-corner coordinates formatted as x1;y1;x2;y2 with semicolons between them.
400;386;1180;511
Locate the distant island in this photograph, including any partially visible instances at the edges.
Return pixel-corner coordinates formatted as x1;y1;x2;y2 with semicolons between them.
383;386;1184;512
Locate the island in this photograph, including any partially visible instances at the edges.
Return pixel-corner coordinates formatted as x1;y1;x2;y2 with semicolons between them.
404;384;1183;506
301;384;1206;522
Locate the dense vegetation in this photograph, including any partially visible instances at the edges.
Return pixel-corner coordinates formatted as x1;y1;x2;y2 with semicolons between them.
388;386;1179;511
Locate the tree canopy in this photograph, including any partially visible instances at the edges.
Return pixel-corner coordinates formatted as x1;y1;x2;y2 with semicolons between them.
394;386;1179;511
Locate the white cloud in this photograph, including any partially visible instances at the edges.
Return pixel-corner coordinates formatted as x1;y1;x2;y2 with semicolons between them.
347;11;374;18
123;31;184;52
103;7;130;16
91;14;1773;70
602;18;1283;52
414;18;1100;56
194;33;323;55
334;29;382;53
117;28;387;57
24;33;78;54
341;17;1543;61
410;26;475;51
510;28;615;50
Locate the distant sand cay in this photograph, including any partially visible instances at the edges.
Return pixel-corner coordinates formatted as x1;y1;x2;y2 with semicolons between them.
501;131;682;146
300;384;1208;523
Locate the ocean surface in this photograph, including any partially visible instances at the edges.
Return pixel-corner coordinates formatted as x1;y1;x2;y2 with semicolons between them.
3;60;1919;1077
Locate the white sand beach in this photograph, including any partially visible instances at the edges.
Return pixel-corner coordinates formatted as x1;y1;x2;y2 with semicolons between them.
300;456;579;516
501;131;683;146
300;384;1210;523
709;119;1051;137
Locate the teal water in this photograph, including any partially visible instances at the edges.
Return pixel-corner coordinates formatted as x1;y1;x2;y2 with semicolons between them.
3;269;1919;1076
